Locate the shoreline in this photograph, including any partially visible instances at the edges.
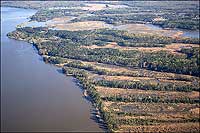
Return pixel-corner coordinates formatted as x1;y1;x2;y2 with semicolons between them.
7;28;109;132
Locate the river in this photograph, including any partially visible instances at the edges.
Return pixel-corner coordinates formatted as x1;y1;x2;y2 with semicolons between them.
1;7;104;132
115;23;199;39
146;24;199;38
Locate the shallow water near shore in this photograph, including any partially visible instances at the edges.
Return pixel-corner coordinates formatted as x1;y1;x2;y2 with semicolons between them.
1;7;104;132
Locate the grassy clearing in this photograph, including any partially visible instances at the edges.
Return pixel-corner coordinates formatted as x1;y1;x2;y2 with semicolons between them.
96;86;199;99
117;122;199;132
81;42;199;55
48;21;111;31
103;101;199;115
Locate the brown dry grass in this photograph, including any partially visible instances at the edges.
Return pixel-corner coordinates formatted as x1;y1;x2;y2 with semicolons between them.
118;122;199;132
96;86;199;99
48;17;74;24
81;42;199;55
189;108;200;115
81;3;128;11
52;17;73;21
104;101;199;114
102;75;192;85
82;3;108;11
103;75;153;81
48;21;110;31
159;79;192;85
117;112;197;122
166;43;199;50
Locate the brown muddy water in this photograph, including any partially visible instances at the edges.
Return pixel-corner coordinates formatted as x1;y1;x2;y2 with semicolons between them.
1;7;105;132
